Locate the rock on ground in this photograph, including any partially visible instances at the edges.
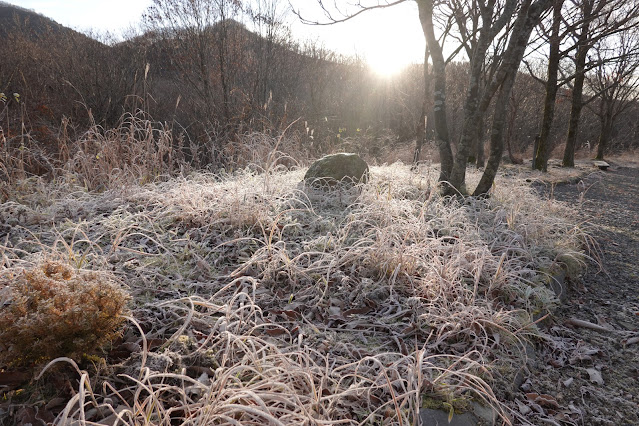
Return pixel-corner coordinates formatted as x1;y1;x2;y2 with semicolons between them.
303;153;369;187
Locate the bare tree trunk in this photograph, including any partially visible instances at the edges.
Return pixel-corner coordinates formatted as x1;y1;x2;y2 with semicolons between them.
417;0;453;183
476;117;485;167
474;0;553;195
506;94;522;163
475;79;513;195
562;43;588;167
413;46;431;167
450;0;518;193
534;0;564;171
596;115;612;160
562;0;595;167
450;37;492;193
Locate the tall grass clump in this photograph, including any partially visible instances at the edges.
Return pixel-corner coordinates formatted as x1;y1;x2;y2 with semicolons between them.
0;110;189;201
59;111;188;191
1;111;313;203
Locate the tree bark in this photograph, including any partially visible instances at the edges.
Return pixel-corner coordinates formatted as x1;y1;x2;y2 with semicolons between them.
595;115;612;160
506;95;521;163
562;1;594;167
475;78;513;196
449;24;493;193
417;0;453;183
474;0;553;195
413;46;431;167
476;116;485;167
534;0;564;171
562;43;588;166
450;0;518;192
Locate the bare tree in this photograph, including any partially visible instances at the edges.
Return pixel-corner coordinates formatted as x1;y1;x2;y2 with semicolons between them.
416;0;454;182
448;0;520;193
532;0;564;171
246;0;290;109
524;0;639;170
412;45;430;166
419;0;553;195
586;31;639;160
561;0;639;166
144;0;242;128
473;0;553;195
505;81;529;164
294;0;552;195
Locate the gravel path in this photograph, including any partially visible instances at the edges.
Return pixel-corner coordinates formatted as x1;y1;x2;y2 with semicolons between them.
522;164;639;425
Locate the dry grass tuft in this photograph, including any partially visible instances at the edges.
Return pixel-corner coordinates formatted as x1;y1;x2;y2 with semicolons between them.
1;112;312;202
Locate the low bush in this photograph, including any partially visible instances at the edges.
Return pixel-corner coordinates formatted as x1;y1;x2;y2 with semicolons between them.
0;260;129;367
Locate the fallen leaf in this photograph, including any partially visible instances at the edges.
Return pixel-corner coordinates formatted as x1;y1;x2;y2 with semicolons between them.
35;406;55;424
516;399;531;415
16;407;38;425
147;338;165;349
343;306;372;316
328;306;342;317
400;324;416;336
549;358;564;368
45;397;67;410
282;310;301;320
264;327;288;336
122;342;141;353
586;368;604;385
526;393;560;409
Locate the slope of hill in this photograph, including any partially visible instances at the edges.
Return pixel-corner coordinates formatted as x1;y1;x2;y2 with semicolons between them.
0;2;70;39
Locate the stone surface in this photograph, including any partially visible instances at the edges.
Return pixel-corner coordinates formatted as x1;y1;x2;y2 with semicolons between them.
419;408;476;426
303;153;369;187
419;402;498;426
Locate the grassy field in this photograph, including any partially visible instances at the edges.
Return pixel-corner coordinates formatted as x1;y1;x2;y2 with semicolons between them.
0;140;593;424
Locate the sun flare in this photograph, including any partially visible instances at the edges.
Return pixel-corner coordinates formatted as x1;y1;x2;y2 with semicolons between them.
366;49;413;77
359;14;423;77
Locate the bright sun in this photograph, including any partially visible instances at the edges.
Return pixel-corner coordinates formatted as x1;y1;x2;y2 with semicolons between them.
358;10;423;77
366;46;414;77
291;1;424;78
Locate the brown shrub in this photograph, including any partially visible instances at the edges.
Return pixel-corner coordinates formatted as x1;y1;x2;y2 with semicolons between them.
0;261;129;367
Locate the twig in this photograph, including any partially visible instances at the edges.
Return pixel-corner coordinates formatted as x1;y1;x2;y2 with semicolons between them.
566;318;614;333
623;336;639;347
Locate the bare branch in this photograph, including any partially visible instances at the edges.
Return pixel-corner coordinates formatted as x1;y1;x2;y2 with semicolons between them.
290;0;408;25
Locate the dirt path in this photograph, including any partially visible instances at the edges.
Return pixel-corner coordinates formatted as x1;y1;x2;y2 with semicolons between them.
523;164;639;425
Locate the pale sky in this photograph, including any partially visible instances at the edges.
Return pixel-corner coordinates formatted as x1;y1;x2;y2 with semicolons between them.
5;0;152;34
6;0;426;75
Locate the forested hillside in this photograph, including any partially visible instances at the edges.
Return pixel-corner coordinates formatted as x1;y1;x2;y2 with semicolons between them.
1;0;637;188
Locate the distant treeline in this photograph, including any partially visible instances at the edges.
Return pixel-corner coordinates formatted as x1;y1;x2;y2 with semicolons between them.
0;1;637;174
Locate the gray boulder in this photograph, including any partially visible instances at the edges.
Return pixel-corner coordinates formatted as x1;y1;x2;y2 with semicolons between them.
304;153;369;187
419;401;498;426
